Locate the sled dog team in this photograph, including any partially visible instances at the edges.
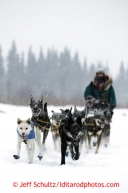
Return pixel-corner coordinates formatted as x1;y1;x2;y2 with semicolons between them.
13;96;113;165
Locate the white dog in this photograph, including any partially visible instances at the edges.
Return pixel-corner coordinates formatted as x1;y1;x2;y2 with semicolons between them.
13;118;43;163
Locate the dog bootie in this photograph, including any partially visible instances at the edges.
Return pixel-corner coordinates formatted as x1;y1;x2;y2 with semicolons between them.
38;154;43;160
104;143;108;148
93;142;97;147
13;155;20;159
71;152;76;160
65;151;69;157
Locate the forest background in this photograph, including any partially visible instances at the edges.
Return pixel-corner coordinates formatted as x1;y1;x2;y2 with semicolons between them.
0;42;126;107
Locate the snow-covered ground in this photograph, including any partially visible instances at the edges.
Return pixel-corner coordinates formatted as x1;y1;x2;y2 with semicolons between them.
0;103;128;193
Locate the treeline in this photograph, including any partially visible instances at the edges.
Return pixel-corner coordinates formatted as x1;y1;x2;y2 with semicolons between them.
0;41;127;107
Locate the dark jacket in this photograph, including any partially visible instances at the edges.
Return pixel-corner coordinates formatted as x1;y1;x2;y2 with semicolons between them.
84;75;117;109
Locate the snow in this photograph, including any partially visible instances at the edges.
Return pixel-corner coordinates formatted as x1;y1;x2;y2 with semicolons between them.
0;103;128;193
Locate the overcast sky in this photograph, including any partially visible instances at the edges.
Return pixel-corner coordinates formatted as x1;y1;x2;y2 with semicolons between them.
0;0;128;77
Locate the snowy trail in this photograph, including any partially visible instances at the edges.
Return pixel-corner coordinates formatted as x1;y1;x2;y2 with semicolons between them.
0;104;128;193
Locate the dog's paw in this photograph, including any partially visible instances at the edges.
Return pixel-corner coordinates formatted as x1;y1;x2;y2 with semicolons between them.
28;161;33;164
13;155;20;159
93;142;97;147
71;152;76;160
73;153;80;160
61;162;65;165
65;151;69;157
104;143;108;148
61;158;65;165
38;155;43;160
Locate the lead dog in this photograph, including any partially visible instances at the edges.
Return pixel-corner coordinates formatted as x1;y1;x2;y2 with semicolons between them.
13;118;43;163
59;115;82;165
30;95;51;156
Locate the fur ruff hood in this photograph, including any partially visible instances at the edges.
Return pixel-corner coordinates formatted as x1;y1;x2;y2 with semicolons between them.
92;75;113;91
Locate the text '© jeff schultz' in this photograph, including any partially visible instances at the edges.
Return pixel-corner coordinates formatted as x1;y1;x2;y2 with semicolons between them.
13;181;120;188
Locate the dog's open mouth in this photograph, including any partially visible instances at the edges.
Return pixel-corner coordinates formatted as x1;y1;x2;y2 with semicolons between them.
105;119;110;125
32;109;41;117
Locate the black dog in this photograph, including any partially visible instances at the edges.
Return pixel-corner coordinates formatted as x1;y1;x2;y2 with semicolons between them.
30;95;51;158
59;115;82;165
73;106;87;153
59;107;73;156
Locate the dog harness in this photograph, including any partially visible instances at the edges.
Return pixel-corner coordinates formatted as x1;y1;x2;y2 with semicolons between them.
63;126;82;141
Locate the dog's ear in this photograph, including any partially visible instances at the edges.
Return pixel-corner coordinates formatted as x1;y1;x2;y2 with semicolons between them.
44;102;47;113
60;109;64;113
83;106;87;113
40;96;43;105
74;106;77;112
30;95;34;104
26;118;31;125
17;118;22;124
64;109;69;114
68;107;72;116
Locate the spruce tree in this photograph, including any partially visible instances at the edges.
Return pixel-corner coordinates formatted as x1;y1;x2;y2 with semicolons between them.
0;46;5;101
6;41;20;102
